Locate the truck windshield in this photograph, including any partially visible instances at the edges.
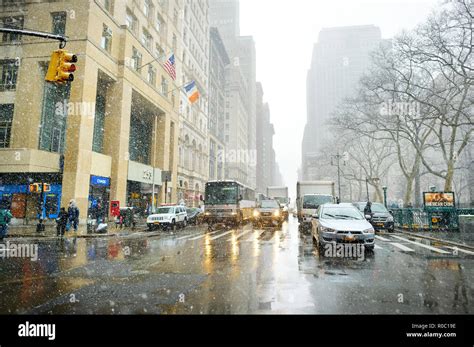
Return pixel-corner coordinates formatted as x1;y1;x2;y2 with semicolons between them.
205;184;238;205
274;197;289;205
260;200;280;208
303;195;333;209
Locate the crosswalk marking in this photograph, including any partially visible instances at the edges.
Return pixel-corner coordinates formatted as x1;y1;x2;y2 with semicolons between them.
391;242;414;252
375;235;391;242
390;235;450;254
374;244;383;250
445;246;474;255
210;229;235;241
187;230;221;241
227;229;253;241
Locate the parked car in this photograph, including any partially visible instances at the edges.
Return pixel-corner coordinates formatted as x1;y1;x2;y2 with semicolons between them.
311;203;375;253
353;202;395;233
186;207;203;225
146;205;188;231
253;199;284;227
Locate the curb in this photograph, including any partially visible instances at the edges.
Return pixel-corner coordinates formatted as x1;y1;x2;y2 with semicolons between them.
399;230;474;251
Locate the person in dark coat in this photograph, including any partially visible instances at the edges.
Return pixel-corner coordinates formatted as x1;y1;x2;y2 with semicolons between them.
364;201;372;217
68;199;80;232
56;207;68;237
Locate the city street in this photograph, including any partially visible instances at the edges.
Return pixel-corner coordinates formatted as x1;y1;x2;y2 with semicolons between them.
0;217;472;315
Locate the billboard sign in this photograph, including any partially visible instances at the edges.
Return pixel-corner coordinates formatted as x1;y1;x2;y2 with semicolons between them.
423;192;455;209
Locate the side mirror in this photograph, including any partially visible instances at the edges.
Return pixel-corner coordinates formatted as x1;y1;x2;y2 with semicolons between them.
239;195;243;201
312;214;319;219
365;215;372;220
199;195;204;202
389;210;393;215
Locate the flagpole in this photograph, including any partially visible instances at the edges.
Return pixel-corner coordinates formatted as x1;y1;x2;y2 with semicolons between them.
137;50;170;70
166;80;195;96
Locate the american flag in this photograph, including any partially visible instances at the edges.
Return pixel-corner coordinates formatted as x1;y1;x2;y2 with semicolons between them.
163;53;176;80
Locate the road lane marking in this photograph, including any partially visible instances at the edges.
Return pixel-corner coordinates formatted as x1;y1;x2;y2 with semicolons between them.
391;242;414;252
375;235;391;242
187;230;221;241
177;232;204;240
390;235;450;254
227;229;253;241
374;244;383;250
445;246;474;255
209;229;235;241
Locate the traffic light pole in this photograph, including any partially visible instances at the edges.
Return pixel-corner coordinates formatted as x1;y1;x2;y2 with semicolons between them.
0;27;67;48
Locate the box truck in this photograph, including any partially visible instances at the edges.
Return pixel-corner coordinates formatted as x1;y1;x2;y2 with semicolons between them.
296;181;335;229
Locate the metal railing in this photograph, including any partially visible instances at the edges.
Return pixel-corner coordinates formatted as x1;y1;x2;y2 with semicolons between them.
392;208;474;231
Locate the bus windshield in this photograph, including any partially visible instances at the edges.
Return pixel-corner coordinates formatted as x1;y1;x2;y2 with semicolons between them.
205;183;238;205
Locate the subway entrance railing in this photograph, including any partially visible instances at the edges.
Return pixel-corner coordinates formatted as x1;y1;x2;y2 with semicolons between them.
391;208;474;231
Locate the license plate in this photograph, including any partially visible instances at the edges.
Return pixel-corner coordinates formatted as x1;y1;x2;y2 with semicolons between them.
376;223;384;227
153;222;160;225
344;235;355;242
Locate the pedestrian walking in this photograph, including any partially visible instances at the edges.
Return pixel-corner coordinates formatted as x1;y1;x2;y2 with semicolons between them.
0;207;13;241
67;199;80;232
56;207;68;237
364;201;372;217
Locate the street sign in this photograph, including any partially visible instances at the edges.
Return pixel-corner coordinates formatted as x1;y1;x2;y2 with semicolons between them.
161;171;172;182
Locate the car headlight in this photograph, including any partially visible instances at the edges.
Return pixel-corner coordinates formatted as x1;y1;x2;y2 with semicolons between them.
273;210;280;217
387;216;394;222
363;228;375;234
205;212;211;216
253;210;260;218
231;212;237;215
320;226;336;233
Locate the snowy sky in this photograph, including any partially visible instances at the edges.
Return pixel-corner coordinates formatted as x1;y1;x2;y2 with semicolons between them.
239;0;440;197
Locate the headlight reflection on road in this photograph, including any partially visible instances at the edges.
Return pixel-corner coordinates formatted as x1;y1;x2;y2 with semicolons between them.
204;233;212;272
231;233;239;262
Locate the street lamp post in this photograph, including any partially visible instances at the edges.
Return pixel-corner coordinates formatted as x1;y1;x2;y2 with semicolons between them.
330;152;344;203
383;186;388;208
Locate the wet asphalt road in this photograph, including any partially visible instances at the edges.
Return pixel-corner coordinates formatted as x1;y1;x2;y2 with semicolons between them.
0;217;473;314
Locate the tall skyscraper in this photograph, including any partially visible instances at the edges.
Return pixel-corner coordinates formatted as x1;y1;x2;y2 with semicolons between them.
302;25;382;180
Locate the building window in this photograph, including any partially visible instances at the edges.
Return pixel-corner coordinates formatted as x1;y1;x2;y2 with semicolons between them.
155;43;164;59
172;34;177;53
39;67;71;154
101;24;112;52
129;112;152;165
0;16;24;42
0;104;13;148
126;9;138;34
102;0;114;13
161;76;168;95
92;90;106;153
156;14;162;32
0;60;18;91
147;65;156;85
144;0;152;18
141;28;152;50
51;12;67;36
131;47;142;71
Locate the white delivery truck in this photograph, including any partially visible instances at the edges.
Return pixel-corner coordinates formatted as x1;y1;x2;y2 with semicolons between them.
296;181;335;229
266;186;290;220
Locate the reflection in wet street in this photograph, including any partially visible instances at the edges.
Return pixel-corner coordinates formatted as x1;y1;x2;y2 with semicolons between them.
0;217;472;314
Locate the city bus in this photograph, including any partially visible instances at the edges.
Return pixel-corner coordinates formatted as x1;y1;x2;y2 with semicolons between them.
201;180;256;226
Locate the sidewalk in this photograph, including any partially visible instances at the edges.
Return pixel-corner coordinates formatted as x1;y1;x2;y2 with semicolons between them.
5;222;144;239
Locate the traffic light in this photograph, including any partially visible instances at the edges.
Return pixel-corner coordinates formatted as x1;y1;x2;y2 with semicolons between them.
43;183;51;192
45;49;77;83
